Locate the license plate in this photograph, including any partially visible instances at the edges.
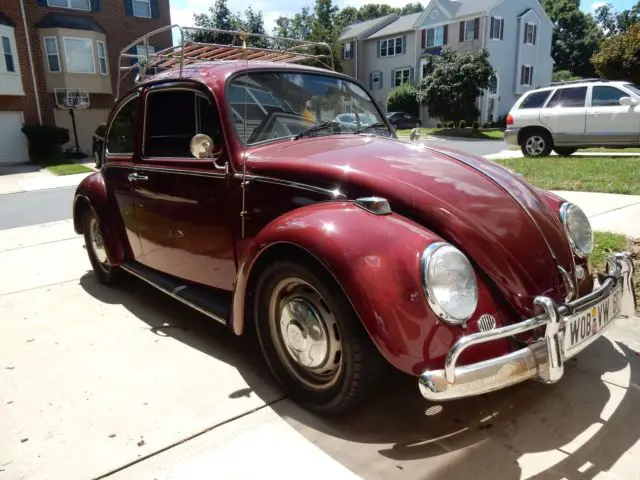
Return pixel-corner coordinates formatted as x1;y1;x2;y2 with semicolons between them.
563;284;622;355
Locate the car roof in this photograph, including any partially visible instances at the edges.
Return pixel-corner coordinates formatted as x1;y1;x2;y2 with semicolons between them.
529;79;632;94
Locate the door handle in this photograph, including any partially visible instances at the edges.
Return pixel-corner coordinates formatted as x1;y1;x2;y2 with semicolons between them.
128;172;148;182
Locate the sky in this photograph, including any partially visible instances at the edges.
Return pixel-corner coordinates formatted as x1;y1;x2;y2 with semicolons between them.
169;0;638;39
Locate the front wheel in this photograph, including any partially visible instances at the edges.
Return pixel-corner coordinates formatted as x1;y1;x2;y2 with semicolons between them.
521;130;553;157
83;210;121;285
553;147;577;157
253;261;387;415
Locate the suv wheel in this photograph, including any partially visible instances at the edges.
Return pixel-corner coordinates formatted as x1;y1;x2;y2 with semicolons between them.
521;130;552;157
553;147;577;157
253;260;387;415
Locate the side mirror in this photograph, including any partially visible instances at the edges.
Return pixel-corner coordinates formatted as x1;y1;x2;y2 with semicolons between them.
619;96;638;106
190;133;226;170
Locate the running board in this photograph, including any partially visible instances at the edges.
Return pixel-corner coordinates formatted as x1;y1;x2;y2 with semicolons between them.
120;261;230;325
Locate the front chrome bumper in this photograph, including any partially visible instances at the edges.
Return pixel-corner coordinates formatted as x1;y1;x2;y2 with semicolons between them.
419;253;637;401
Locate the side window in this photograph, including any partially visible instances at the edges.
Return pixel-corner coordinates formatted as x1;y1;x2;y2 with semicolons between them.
144;89;220;158
519;90;552;109
591;86;627;107
546;87;587;108
106;95;139;155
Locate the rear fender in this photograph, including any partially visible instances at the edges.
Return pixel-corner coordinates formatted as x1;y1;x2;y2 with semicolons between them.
231;202;512;375
73;172;129;265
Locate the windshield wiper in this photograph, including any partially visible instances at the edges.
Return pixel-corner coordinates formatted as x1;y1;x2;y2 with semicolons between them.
353;122;388;134
293;121;341;140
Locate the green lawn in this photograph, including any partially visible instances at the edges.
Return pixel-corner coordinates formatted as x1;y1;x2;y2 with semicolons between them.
37;156;94;176
495;156;640;194
591;231;628;270
396;128;504;140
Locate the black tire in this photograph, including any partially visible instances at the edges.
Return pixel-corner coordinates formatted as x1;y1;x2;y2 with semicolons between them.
553;147;577;157
253;260;388;415
83;209;122;285
520;130;553;157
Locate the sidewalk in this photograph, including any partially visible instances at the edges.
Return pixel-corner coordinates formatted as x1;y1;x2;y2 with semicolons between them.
486;149;640;160
0;169;92;195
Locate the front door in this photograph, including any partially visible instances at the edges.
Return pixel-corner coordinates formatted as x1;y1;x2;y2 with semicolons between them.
540;86;588;145
132;85;236;291
586;84;640;144
103;91;143;259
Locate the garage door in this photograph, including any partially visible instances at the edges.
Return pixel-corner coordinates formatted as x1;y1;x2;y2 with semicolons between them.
0;112;29;164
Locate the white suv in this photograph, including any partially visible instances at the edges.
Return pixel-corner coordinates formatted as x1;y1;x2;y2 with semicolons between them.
504;79;640;157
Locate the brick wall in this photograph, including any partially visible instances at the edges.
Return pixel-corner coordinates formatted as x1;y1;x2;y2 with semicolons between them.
0;0;172;126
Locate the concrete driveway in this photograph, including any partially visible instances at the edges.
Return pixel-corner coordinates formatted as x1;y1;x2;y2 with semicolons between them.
2;220;640;479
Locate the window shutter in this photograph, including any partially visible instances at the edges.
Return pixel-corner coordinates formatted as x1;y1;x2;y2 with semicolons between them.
124;0;133;16
402;35;407;54
421;29;426;49
90;0;100;11
391;68;395;87
380;72;383;89
533;25;537;44
459;21;464;41
500;19;504;40
520;65;525;85
490;17;495;38
409;67;415;84
523;25;527;43
37;0;47;4
474;18;479;39
443;24;448;44
376;40;380;58
530;66;534;85
150;0;160;18
369;73;373;90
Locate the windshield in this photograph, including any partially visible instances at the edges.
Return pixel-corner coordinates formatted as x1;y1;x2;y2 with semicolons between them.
228;71;391;145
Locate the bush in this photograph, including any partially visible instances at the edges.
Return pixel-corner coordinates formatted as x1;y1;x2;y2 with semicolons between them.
21;124;69;160
436;122;442;128
472;121;479;130
446;121;455;128
458;120;467;128
386;82;419;117
495;115;507;128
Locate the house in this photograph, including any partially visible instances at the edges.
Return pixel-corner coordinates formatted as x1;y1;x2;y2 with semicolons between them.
340;0;554;126
0;0;171;164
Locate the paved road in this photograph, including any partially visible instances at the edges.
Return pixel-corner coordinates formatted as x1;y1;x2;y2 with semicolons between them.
0;186;74;230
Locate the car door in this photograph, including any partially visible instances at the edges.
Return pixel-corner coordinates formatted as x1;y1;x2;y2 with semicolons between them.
102;91;143;259
586;84;640;144
132;83;236;291
540;86;588;145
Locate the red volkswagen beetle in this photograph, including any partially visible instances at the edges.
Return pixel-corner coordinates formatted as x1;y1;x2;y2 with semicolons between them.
73;27;636;415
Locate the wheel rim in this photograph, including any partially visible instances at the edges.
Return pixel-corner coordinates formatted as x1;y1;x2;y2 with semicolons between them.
525;135;546;156
88;216;108;266
268;277;343;391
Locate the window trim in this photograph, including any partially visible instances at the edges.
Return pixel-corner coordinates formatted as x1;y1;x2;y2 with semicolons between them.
394;67;411;87
520;64;533;87
142;84;218;163
463;20;477;41
43;36;61;73
105;92;140;158
489;16;504;40
46;0;91;11
380;36;404;57
426;25;445;48
97;40;108;75
1;35;15;73
132;0;152;19
62;36;96;74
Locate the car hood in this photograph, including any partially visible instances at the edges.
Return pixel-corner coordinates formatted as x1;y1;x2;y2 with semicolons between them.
245;135;575;318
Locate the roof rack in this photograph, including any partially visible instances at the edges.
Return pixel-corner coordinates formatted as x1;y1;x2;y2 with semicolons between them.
536;78;604;89
117;25;335;99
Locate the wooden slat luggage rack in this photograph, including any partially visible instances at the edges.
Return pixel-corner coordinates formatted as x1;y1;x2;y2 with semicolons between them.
117;25;335;99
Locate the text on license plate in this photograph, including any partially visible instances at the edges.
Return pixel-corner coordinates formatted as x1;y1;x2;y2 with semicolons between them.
563;284;622;353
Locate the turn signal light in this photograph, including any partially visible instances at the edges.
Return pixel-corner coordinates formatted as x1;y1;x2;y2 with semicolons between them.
506;113;513;125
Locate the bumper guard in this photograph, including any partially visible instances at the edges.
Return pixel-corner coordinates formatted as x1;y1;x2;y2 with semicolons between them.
419;253;637;401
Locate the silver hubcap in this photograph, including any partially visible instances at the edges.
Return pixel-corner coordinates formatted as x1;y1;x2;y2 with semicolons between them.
269;278;343;390
89;217;108;265
525;135;546;156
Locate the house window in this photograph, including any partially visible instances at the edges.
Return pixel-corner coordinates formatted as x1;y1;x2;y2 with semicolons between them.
520;65;534;86
44;37;61;72
394;68;410;87
464;20;477;41
490;17;504;40
372;71;381;89
97;41;108;75
343;42;352;59
1;36;14;73
524;23;537;44
380;36;403;57
133;0;152;18
426;26;445;47
47;0;91;10
63;37;95;74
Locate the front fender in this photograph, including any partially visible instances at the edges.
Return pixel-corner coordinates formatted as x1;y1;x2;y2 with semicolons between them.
231;202;512;375
73;172;129;265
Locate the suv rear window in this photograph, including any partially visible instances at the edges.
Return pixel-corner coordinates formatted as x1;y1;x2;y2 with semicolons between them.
546;86;588;108
519;90;552;109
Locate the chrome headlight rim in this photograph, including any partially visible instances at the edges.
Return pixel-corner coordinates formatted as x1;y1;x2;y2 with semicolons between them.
559;202;593;258
420;241;479;327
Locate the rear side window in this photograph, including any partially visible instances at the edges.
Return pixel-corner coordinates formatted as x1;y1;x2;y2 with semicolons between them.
546;86;588;108
591;86;627;106
519;90;552;109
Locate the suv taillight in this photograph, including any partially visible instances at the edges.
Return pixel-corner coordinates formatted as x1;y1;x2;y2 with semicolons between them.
506;113;513;126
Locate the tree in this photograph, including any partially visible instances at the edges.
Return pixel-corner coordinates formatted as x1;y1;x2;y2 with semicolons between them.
191;0;241;44
399;3;423;15
540;0;603;77
594;2;640;36
552;69;582;82
387;82;419;117
416;47;494;124
591;23;640;83
357;3;398;21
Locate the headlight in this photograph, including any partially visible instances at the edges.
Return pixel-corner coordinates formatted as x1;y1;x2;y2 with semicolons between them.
421;242;478;325
559;202;593;257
